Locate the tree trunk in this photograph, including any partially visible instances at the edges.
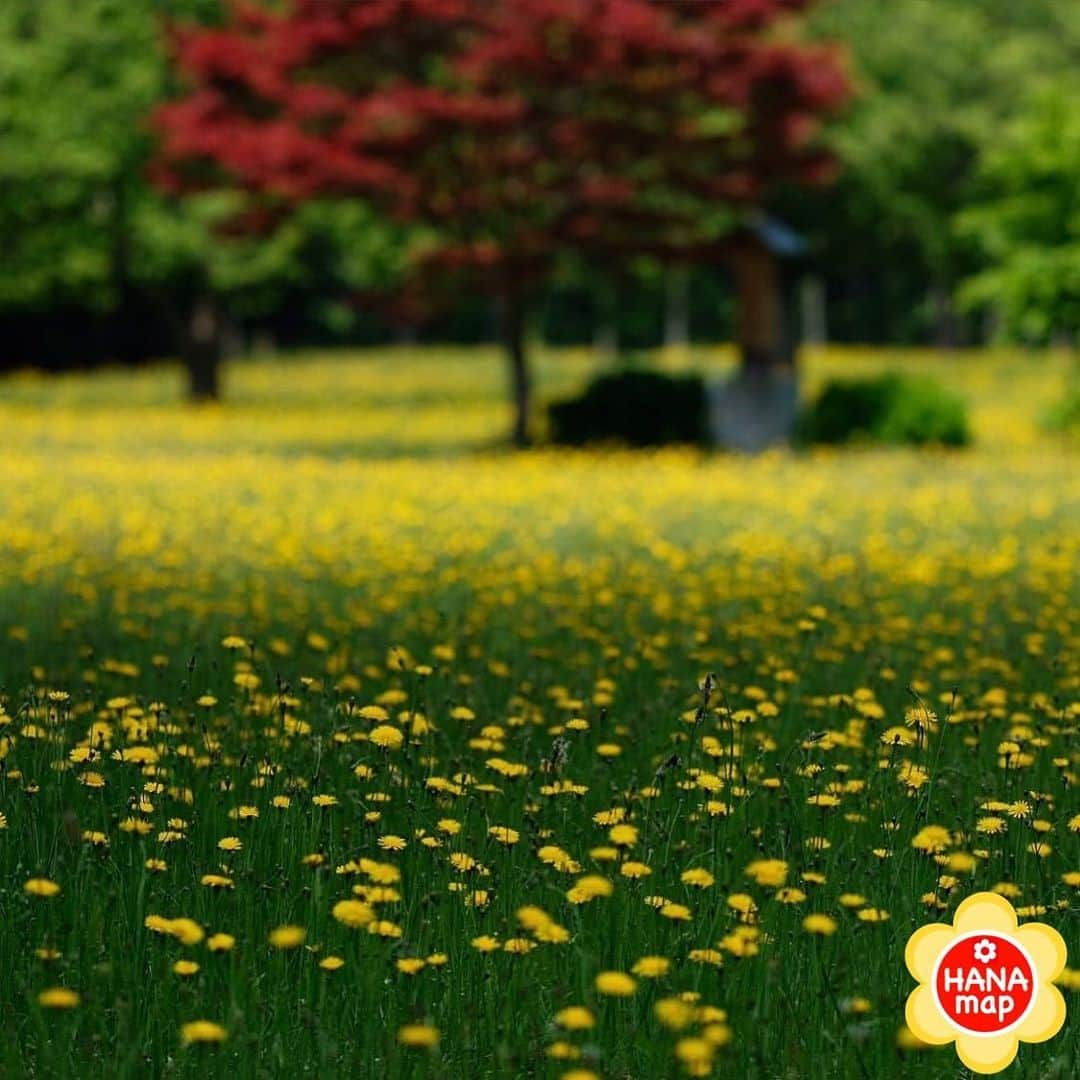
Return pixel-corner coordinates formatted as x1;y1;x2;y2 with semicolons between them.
593;276;618;364
664;264;690;353
799;274;827;348
710;236;798;451
502;286;531;447
930;284;961;349
729;239;790;372
185;296;223;402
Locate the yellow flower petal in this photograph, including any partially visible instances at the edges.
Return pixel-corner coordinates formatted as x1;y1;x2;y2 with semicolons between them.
903;984;955;1045
904;923;954;985
952;892;1016;937
955;1031;1018;1075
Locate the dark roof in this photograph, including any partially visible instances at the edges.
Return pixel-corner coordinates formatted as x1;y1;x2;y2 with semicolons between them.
741;212;807;258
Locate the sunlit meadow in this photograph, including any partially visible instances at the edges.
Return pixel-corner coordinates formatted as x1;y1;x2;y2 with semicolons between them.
0;346;1077;1079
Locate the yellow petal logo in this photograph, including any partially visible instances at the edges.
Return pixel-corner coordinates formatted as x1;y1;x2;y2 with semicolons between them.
905;893;1068;1073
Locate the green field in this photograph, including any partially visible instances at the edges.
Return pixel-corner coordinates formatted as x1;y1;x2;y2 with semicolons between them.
0;347;1077;1078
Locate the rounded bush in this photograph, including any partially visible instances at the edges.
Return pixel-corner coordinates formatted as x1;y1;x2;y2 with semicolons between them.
1044;382;1080;434
548;369;707;446
798;373;971;447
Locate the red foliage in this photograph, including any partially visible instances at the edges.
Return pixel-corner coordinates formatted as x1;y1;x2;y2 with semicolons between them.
156;0;849;281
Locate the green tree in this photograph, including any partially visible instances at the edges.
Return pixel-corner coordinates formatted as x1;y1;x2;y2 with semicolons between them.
803;0;1080;344
0;0;405;397
956;84;1080;346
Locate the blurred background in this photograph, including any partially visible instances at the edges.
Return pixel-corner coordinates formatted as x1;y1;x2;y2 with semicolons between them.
0;0;1078;449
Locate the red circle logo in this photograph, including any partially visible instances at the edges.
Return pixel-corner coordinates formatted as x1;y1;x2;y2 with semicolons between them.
933;932;1036;1034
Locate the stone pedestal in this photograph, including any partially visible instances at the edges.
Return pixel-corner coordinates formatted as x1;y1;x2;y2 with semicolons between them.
707;366;799;451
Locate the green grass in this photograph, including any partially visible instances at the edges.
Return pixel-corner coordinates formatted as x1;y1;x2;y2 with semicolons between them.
0;346;1076;1079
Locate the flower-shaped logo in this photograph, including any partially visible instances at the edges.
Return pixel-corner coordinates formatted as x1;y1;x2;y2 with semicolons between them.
905;892;1068;1073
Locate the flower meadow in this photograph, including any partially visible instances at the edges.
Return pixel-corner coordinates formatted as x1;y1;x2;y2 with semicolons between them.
0;349;1077;1079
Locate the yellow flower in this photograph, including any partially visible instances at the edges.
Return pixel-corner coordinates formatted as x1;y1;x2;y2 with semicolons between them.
912;825;952;853
681;867;715;888
655;997;695;1030
857;907;890;923
217;836;242;852
173;960;200;976
319;956;345;971
150;917;205;946
207;934;235;953
675;1036;714;1070
180;1020;227;1045
367;920;402;938
547;1040;580;1060
744;859;788;888
200;874;234;889
268;925;306;949
660;903;691;921
397;1023;439;1048
689;949;723;967
703;1022;732;1047
554;1006;595;1030
369;724;404;750
775;887;807;904
726;893;757;919
38;987;80;1009
332;899;375;928
803;914;838;936
566;875;613;904
595;971;637;996
719;927;760;957
487;826;520;844
24;878;60;898
503;937;534;954
632;956;671;978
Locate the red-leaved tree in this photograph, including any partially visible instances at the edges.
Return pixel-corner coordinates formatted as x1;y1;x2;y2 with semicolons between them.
157;0;848;444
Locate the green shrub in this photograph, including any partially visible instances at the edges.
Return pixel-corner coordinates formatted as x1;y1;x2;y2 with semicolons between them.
797;373;971;447
548;369;707;446
1044;381;1080;434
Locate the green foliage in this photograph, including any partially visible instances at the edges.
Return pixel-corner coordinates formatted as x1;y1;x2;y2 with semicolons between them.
0;0;408;332
0;0;205;310
801;0;1080;341
548;368;706;446
957;84;1080;343
798;373;971;447
1044;379;1080;434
